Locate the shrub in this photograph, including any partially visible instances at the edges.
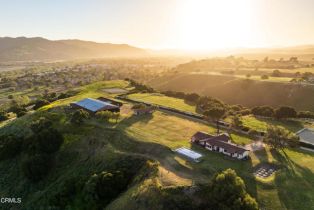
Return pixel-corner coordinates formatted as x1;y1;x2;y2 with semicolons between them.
261;75;269;79
95;111;113;122
251;106;274;117
9;105;27;116
21;153;53;182
199;169;258;210
272;69;281;77
239;109;251;116
0;110;9;121
132;103;147;110
298;111;314;119
275;106;297;119
30;117;53;133
34;128;64;154
0;135;22;160
16;110;27;117
33;99;50;110
71;109;90;124
83;171;129;208
184;93;200;103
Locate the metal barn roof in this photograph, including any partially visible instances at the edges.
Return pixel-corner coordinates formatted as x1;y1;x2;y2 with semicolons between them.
296;128;314;145
73;98;118;112
174;147;202;161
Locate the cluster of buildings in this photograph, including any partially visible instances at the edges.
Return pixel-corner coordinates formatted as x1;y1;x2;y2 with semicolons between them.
71;97;249;161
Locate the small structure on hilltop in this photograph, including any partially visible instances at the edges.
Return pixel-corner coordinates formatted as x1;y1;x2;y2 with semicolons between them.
174;147;203;162
132;103;155;115
70;98;120;114
296;128;314;149
191;131;249;160
97;97;123;107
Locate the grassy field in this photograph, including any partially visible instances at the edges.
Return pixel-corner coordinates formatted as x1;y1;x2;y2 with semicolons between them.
149;73;314;112
127;93;196;113
92;109;314;210
42;80;129;110
191;71;294;82
114;111;314;210
226;115;309;133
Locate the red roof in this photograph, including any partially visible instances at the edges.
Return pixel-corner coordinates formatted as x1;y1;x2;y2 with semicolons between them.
200;133;230;143
192;131;214;142
192;132;248;154
204;138;248;154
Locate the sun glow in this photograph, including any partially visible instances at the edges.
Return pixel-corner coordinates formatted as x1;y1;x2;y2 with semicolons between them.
177;0;255;50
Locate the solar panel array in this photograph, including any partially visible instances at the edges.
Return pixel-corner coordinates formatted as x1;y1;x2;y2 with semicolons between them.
74;98;117;112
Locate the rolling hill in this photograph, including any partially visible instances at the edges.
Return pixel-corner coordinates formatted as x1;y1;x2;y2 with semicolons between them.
0;37;147;61
149;73;314;111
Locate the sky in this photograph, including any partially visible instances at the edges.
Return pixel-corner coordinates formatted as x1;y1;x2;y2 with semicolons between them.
0;0;313;50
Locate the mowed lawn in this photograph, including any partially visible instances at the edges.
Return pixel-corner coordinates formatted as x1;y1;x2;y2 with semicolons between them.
127;93;197;113
228;115;306;133
117;111;252;148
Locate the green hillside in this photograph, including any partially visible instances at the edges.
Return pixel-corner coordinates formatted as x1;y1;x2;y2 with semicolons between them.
1;81;314;210
149;73;314;111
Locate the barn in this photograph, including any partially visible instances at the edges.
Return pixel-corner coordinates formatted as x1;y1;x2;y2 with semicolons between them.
70;98;120;114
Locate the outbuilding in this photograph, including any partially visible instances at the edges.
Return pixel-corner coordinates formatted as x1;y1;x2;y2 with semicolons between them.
174;147;203;162
70;98;120;114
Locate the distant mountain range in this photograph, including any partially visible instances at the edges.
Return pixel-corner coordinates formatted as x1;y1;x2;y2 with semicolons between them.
0;37;147;61
0;37;314;61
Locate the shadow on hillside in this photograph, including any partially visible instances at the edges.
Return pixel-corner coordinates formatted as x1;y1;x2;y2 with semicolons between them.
272;149;314;210
115;114;153;130
253;147;269;163
106;129;195;180
270;149;296;177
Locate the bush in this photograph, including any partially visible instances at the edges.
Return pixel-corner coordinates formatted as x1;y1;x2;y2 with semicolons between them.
184;93;200;103
239;109;251;116
251;106;274;117
199;169;258;210
30;117;53;133
0;135;22;160
21;153;53;182
0;110;9;121
83;171;129;208
34;128;64;154
298;111;314;119
272;69;282;77
9;105;27;116
261;75;269;80
71;109;90;124
33;99;50;110
16;110;27;117
132;103;147;110
275;106;297;119
95;111;113;122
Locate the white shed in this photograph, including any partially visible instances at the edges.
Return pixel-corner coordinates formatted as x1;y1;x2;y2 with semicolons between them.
174;147;203;162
